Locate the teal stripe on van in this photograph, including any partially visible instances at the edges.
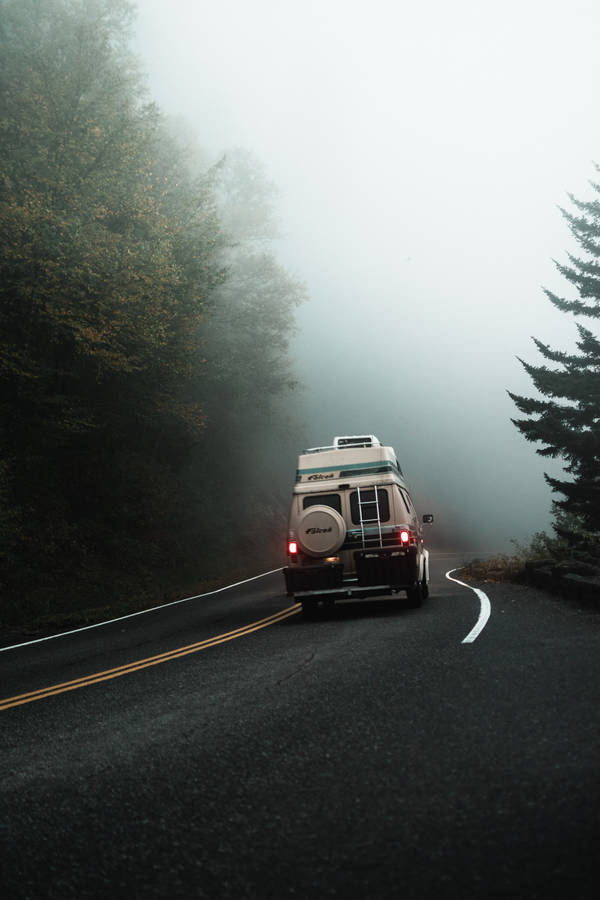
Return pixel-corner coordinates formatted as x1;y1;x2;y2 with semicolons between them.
296;460;395;476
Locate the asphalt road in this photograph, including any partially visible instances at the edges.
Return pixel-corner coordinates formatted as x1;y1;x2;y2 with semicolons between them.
1;553;598;899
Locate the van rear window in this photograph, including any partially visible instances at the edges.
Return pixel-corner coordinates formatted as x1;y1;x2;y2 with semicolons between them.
303;494;342;513
397;488;411;516
350;488;390;524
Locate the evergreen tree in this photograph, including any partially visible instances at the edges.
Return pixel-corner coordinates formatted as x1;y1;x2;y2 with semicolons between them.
509;167;600;554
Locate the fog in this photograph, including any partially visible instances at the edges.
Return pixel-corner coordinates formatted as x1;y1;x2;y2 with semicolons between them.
134;0;600;551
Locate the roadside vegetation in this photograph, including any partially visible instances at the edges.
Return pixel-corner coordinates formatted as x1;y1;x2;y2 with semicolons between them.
460;530;600;585
0;0;304;630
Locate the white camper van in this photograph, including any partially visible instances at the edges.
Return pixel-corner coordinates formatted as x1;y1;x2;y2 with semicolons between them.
283;435;433;617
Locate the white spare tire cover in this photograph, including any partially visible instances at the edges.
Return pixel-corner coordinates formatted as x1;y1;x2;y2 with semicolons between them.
297;505;346;557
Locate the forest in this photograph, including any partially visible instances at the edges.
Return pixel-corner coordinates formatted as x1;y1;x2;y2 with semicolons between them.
0;0;305;628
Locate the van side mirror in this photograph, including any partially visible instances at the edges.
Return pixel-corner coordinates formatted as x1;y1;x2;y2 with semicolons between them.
422;514;434;524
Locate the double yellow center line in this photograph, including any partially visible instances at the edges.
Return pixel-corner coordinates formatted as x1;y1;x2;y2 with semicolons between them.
0;603;301;712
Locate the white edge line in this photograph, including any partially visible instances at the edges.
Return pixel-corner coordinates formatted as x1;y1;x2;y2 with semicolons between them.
0;567;284;654
445;567;491;643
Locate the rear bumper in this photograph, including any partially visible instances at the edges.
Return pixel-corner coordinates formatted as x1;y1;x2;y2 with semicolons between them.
288;582;407;601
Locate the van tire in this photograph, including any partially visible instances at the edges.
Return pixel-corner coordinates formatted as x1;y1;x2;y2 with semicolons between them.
405;582;423;608
301;600;319;619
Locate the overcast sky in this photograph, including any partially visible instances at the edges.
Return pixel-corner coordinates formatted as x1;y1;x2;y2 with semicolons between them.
134;0;600;550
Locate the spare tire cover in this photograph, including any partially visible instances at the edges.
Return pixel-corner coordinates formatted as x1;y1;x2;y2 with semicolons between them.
297;505;346;557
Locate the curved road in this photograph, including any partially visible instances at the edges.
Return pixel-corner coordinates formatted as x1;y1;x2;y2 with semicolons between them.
1;553;598;899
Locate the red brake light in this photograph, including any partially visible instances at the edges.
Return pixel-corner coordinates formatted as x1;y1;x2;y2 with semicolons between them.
288;541;298;555
399;530;410;544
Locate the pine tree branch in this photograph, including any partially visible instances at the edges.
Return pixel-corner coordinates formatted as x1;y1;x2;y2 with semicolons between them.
544;287;600;318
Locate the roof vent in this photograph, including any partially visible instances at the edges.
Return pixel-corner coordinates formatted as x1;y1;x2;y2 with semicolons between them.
333;435;381;449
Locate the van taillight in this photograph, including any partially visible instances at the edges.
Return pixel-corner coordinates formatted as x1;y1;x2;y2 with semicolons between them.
288;541;298;555
399;530;410;544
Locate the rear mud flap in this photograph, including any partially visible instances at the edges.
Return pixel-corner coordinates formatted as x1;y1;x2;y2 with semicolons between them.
284;563;343;594
354;548;417;588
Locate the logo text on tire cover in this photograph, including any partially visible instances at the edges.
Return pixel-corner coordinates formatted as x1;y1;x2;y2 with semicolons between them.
306;527;333;534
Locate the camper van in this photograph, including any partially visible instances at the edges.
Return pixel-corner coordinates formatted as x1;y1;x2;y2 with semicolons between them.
283;435;433;617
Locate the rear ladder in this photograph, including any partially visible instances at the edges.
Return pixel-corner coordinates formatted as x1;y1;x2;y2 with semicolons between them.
356;485;383;548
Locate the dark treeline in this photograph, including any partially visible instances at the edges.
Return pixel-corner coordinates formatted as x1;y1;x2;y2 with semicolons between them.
0;0;305;627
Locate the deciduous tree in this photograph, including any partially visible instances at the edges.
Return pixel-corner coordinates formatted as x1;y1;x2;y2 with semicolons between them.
0;0;224;613
0;2;305;622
